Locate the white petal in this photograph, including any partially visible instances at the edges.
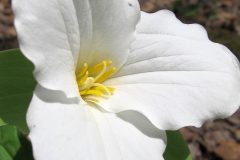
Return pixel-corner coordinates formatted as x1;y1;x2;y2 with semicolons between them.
98;10;240;130
73;0;140;69
90;108;166;160
137;10;208;40
28;85;166;160
13;0;80;97
28;86;106;160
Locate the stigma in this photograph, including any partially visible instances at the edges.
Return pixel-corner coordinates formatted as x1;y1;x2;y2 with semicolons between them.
76;60;116;104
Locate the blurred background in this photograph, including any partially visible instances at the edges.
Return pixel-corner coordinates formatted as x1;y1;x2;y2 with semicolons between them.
0;0;240;159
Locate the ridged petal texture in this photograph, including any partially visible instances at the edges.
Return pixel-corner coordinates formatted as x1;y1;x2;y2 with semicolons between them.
100;10;240;130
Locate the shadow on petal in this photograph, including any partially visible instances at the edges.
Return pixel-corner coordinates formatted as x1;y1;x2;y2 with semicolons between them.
117;110;166;142
34;85;80;104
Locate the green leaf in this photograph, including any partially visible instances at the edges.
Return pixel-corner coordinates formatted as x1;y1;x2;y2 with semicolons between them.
0;125;20;159
164;131;192;160
0;125;34;160
186;154;192;160
0;119;6;126
0;49;36;133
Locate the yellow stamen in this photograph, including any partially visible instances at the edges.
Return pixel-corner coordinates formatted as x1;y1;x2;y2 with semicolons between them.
78;77;95;90
88;61;112;73
92;83;112;95
84;96;99;104
80;89;103;96
95;67;117;83
107;87;115;94
77;63;88;79
94;61;107;81
77;71;89;85
76;60;116;104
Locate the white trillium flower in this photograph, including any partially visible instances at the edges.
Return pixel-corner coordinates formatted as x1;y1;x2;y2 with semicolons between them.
13;0;240;160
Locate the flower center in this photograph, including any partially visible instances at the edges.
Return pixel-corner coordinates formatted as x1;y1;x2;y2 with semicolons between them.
76;60;116;104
